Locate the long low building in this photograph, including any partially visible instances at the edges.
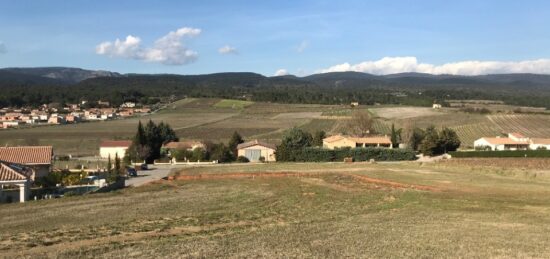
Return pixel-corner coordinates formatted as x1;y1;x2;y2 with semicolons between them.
323;135;392;149
474;133;550;151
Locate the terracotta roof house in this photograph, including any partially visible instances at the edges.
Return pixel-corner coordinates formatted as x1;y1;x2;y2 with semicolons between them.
0;146;53;180
237;140;277;162
323;135;392;149
0;162;32;203
99;140;132;159
474;133;550;151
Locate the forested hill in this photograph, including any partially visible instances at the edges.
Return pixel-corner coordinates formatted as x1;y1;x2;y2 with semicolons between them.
2;67;550;108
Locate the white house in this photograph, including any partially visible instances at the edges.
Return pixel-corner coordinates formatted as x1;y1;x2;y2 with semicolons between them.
237;140;277;162
432;103;442;109
474;133;550;151
99;140;132;159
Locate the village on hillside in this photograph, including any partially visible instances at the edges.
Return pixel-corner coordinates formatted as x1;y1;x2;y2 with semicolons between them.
0;100;153;129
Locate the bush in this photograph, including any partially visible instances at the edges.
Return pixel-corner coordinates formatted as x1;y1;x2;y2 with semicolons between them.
259;156;266;163
277;147;417;162
449;150;550;158
236;156;250;163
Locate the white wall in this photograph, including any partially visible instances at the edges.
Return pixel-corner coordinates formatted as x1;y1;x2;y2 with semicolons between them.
100;147;128;159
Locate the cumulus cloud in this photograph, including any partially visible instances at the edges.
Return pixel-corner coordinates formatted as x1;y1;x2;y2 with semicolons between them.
218;45;238;55
296;40;308;53
96;27;201;65
274;69;289;76
0;42;6;54
319;56;550;75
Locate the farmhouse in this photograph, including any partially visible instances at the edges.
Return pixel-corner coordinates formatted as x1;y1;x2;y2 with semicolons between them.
474;133;550;150
0;146;53;180
323;135;392;149
432;103;442;109
0;163;33;203
99;140;132;159
237;140;277;162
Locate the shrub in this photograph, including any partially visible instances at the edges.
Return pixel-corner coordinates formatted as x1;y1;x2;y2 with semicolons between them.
278;147;417;162
259;156;266;163
236;156;250;163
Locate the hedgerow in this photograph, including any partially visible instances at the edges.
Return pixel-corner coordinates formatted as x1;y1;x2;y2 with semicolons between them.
449;150;550;158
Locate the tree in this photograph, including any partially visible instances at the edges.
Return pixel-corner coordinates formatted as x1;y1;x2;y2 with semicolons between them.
276;128;313;161
312;130;326;147
347;110;373;136
228;131;244;152
439;128;461;153
420;126;440;156
106;154;112;174
408;127;425;151
126;120;178;163
390;124;402;148
209;143;233;163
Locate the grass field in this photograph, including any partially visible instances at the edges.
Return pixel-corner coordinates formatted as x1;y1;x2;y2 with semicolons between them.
1;98;550;156
3;161;550;257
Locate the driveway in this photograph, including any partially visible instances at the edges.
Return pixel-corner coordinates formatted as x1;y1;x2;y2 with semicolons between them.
125;164;181;187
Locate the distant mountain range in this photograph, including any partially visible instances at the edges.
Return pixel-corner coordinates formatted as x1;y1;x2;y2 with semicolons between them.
2;67;550;89
0;67;121;85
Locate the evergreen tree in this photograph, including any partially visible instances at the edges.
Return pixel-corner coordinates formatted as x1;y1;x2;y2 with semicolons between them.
228;131;244;152
408;127;425;151
390;124;399;148
106;154;112;174
439;128;461;153
312;130;326;147
276;128;313;161
420;126;440;156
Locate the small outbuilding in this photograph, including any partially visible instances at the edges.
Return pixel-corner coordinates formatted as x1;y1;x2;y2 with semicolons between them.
237;140;277;162
99;140;132;159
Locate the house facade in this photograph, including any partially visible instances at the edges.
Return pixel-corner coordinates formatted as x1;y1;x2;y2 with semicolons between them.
162;141;206;152
474;133;550;151
0;163;32;203
99;140;132;159
237;140;277;162
323;135;392;149
0;146;53;180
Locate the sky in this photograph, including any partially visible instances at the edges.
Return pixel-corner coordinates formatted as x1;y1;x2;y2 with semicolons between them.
1;0;550;76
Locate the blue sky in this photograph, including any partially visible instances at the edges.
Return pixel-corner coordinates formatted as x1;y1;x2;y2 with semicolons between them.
1;0;550;76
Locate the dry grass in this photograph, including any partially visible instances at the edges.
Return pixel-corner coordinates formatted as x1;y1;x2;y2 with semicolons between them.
3;162;550;257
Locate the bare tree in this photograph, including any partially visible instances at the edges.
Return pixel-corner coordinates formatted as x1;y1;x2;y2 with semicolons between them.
347;110;373;136
401;119;414;147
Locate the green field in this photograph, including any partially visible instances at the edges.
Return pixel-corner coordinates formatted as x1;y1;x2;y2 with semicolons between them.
3;161;550;257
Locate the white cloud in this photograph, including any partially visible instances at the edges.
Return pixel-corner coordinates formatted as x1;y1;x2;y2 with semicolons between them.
319;56;550;75
96;27;201;65
296;40;308;53
0;42;6;54
218;45;238;55
274;69;289;76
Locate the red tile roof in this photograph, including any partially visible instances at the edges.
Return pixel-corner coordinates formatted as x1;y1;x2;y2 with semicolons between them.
0;163;30;181
0;146;53;165
532;138;550;145
237;140;276;150
100;140;132;148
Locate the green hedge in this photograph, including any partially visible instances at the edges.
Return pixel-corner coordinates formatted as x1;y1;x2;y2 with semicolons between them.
449;150;550;158
279;147;417;162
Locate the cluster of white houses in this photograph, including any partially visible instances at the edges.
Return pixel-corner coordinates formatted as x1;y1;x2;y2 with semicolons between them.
0;102;151;129
474;133;550;151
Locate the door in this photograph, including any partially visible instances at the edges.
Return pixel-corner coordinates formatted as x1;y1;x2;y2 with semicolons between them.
245;149;261;161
